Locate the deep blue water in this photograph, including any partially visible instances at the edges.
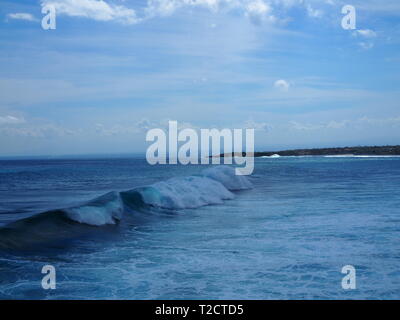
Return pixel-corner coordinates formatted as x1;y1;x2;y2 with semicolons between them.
0;156;400;299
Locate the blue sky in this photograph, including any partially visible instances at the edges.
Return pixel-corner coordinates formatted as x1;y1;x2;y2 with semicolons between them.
0;0;400;156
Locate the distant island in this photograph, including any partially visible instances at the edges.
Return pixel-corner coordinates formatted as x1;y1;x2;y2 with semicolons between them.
218;145;400;158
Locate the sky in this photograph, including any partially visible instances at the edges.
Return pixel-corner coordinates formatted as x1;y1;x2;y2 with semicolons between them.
0;0;400;156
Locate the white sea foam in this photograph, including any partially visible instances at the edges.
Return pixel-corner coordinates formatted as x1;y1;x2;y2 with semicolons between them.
139;175;235;210
202;165;253;190
261;154;281;158
61;166;252;224
65;192;123;226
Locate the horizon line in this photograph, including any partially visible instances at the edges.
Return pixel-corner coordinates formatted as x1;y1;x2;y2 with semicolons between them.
1;144;399;160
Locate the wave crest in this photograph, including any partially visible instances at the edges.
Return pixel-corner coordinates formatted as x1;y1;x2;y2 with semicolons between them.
65;191;123;226
0;166;253;249
202;166;253;190
123;175;235;210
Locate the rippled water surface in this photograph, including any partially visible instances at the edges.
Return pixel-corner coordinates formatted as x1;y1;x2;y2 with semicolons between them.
1;156;399;299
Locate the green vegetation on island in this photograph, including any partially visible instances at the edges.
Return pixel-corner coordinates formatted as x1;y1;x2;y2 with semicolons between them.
219;145;400;157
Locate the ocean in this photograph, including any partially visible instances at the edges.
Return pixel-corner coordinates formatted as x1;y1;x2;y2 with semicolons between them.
0;156;399;299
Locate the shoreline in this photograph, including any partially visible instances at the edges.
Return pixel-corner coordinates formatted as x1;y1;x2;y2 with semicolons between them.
218;145;400;158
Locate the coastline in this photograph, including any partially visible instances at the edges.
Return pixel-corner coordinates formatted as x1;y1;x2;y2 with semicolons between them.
218;145;400;158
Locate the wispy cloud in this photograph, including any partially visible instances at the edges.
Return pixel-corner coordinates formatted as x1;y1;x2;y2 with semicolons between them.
290;116;400;131
358;42;374;50
6;13;38;22
352;29;378;50
0;115;26;125
306;4;323;18
0;114;80;138
355;29;377;38
243;118;269;131
0;124;78;138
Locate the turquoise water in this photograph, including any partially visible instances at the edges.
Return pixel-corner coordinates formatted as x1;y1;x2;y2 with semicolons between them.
0;156;400;299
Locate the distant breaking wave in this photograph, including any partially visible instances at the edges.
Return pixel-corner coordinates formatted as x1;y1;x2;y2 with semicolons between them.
261;154;281;158
0;166;252;250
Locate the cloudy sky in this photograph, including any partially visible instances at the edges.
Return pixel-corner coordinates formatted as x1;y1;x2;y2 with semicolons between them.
0;0;400;156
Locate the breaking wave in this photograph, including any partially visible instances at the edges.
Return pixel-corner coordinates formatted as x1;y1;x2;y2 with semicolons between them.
0;166;252;249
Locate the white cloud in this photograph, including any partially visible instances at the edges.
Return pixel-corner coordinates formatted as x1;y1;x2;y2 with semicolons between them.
0;123;77;138
326;120;350;129
355;29;377;38
243;118;268;131
145;0;220;17
245;0;275;23
41;0;139;24
35;0;340;25
6;13;37;22
94;123;138;136
134;118;156;132
357;116;400;126
0;115;26;125
274;79;290;92
352;29;377;50
290;116;400;131
0;114;81;138
246;0;270;16
306;4;323;18
144;0;277;22
290;121;323;131
358;41;374;50
95;118;199;136
39;0;287;25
